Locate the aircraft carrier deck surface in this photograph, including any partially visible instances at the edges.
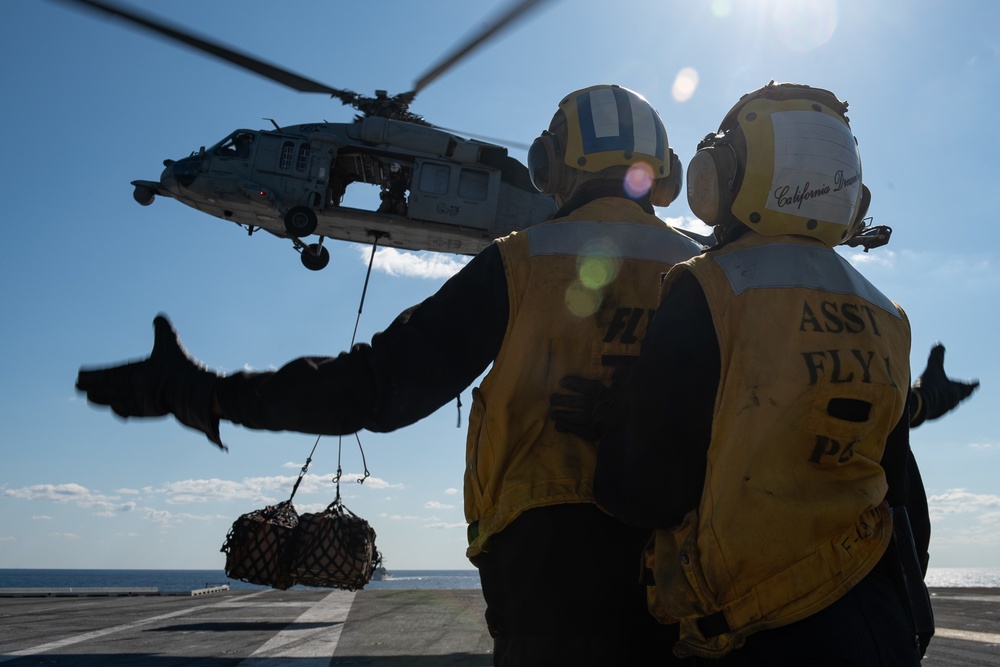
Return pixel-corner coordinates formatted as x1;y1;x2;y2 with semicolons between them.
0;587;996;665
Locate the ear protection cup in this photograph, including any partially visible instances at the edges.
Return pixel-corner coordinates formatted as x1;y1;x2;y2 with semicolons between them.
528;131;568;195
650;150;683;207
686;139;739;227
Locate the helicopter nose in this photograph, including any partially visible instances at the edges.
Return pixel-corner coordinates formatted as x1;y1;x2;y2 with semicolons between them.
162;155;200;187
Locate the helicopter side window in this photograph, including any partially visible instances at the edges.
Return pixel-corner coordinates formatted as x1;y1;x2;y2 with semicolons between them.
418;163;450;195
296;145;311;172
279;142;294;171
458;168;489;201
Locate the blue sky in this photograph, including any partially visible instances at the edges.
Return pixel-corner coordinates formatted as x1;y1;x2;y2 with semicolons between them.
1;0;996;571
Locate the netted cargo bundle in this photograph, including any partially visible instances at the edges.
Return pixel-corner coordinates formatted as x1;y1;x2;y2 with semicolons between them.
221;430;384;591
292;500;382;590
221;500;300;590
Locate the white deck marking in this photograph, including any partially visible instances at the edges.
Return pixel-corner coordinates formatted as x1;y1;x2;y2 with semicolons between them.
934;627;1000;644
0;590;271;663
237;589;356;664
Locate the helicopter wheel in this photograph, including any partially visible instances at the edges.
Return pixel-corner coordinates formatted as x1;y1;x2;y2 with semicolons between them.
133;185;155;206
284;206;317;237
301;243;330;271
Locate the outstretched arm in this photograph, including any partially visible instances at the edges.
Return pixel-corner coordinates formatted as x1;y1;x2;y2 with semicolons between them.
77;245;510;448
76;315;226;450
909;344;979;428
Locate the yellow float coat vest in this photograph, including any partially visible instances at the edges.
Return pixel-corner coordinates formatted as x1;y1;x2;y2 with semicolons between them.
464;198;703;559
649;233;911;658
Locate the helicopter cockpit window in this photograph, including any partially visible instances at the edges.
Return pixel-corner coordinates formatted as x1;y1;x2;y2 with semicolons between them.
418;163;450;195
214;131;256;158
458;169;489;201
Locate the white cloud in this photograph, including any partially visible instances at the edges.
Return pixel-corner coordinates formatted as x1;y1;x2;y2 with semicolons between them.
144;509;175;526
152;471;401;505
94;502;137;518
968;442;999;450
0;536;15;542
157;477;281;505
336;473;405;491
3;473;405;534
49;532;81;541
5;483;90;502
294;502;330;514
362;247;471;279
425;522;467;530
444;488;459;496
5;483;136;515
425;500;454;510
928;488;1000;521
661;215;711;233
843;248;896;269
143;508;227;527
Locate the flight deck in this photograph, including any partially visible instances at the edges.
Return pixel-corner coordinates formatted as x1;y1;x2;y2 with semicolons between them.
0;587;996;665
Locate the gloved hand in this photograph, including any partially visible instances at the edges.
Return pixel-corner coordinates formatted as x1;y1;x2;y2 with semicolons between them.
549;376;616;442
911;343;979;427
76;315;226;451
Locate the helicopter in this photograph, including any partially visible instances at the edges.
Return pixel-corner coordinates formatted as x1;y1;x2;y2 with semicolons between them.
60;0;559;271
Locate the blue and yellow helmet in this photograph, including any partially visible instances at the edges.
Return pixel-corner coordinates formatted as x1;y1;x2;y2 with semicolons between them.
528;85;681;206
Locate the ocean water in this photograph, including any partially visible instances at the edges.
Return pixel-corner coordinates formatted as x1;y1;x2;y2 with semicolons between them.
924;568;1000;588
0;568;995;592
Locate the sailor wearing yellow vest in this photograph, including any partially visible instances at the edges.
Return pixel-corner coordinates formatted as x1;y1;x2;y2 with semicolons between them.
76;84;703;666
593;82;929;665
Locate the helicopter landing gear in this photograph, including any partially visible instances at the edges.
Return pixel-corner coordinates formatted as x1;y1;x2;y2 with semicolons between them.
300;242;330;271
284;206;317;237
133;184;155;206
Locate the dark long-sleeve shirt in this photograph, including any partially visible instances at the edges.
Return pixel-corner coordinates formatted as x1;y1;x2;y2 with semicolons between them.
214;243;509;435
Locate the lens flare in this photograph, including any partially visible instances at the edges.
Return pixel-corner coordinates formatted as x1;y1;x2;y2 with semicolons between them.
565;281;602;317
711;0;732;18
672;67;700;103
577;239;621;288
624;162;654;199
771;0;839;52
579;256;616;289
564;239;622;317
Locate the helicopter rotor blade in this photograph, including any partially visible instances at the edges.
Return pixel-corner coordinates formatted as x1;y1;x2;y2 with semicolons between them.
433;126;532;152
408;0;557;98
55;0;361;105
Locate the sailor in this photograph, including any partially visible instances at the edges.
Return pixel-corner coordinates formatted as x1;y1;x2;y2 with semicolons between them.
76;85;703;665
588;81;947;664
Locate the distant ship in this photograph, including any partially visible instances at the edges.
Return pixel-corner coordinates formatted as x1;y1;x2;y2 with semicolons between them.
372;566;390;581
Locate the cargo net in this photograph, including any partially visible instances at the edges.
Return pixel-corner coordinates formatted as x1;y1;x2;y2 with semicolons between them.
221;498;382;591
221;500;300;591
293;500;382;590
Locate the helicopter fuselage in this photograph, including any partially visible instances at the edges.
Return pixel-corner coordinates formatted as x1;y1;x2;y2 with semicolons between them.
133;117;556;264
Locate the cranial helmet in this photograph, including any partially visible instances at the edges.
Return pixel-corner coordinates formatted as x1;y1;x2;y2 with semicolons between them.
528;84;682;206
686;81;871;247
